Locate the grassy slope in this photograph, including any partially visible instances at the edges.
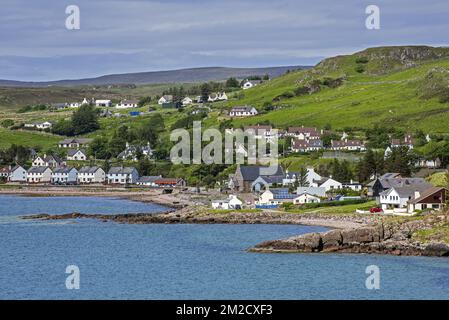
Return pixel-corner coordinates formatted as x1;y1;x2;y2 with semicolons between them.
0;128;61;149
230;56;449;133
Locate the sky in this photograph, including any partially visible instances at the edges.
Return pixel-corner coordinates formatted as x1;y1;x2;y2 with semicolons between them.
0;0;448;81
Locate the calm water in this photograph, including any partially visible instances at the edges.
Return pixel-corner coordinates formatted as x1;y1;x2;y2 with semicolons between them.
1;195;449;300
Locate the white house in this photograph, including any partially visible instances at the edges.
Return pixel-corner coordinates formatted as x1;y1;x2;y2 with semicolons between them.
32;154;65;168
77;166;106;184
229;106;258;117
107;167;139;184
182;97;193;106
378;184;432;213
117;142;152;161
27;167;52;183
95;100;112;107
9;165;27;182
58;138;93;149
257;188;295;205
24;122;53;130
293;193;321;205
211;195;243;210
296;187;326;198
69;98;89;108
342;180;363;191
116;100;139;109
242;80;262;90
67;149;88;161
158;95;173;105
136;175;162;187
51;167;78;184
311;177;342;192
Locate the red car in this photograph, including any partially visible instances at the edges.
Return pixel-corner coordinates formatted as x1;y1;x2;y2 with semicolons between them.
370;207;383;213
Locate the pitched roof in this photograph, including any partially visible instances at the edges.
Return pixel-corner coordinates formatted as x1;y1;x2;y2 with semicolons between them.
408;187;446;204
380;183;432;198
239;165;284;181
78;166;102;174
28;166;51;174
230;105;255;112
53;166;76;174
137;176;162;183
67;149;86;157
108;167;137;174
296;187;326;197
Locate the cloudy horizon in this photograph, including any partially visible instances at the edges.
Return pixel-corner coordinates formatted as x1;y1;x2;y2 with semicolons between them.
1;0;448;81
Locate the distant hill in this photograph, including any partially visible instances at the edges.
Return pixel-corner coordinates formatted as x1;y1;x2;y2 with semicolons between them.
230;45;449;133
0;66;308;87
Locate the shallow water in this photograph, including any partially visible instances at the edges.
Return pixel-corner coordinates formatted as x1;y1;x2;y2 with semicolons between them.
1;195;449;300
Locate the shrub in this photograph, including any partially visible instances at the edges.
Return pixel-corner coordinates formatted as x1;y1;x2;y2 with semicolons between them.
355;65;365;73
1;119;14;128
355;57;369;64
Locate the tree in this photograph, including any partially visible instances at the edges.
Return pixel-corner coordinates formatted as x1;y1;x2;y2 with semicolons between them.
225;77;239;88
137;158;152;176
357;149;384;182
384;146;416;176
89;137;110;160
200;83;211;102
298;167;309;187
71;104;100;135
102;160;111;174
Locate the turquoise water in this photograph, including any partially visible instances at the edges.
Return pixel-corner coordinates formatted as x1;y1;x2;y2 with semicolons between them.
1;195;449;300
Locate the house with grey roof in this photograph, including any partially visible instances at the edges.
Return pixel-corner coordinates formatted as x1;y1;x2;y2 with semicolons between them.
9;165;27;182
136;175;162;187
67;149;87;161
229;164;285;192
107;167;139;184
368;173;429;197
51;167;78;184
32;154;65;168
378;181;434;214
58;138;93;149
27;166;52;183
78;166;106;184
296;187;326;198
229;105;258;117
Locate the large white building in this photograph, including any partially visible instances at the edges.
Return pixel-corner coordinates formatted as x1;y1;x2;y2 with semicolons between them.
107;167;139;184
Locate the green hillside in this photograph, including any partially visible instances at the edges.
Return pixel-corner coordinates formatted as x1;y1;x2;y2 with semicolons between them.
230;46;449;133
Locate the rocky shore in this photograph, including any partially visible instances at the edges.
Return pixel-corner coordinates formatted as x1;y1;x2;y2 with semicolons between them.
22;209;369;229
249;215;449;257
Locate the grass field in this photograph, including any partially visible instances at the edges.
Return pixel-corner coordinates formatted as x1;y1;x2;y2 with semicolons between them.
230;55;449;133
0;128;61;149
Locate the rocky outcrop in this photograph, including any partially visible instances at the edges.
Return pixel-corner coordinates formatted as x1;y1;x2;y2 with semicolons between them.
249;224;449;257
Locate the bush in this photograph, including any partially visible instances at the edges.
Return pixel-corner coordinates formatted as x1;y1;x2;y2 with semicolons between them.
355;57;369;64
1;119;14;128
355;65;365;73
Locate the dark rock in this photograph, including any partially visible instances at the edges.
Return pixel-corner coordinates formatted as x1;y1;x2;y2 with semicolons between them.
423;243;449;257
322;230;342;250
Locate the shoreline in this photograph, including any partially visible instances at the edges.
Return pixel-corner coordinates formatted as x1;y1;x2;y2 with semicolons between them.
4;187;449;258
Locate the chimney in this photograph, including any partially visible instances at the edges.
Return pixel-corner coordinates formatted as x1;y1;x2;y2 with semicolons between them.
414;190;421;199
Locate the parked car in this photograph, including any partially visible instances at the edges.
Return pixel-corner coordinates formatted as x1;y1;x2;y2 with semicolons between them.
370;207;383;213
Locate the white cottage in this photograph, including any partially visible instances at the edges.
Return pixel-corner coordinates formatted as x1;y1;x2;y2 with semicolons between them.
77;166;106;184
51;167;78;184
211;195;243;210
27;167;52;183
107;167;139;184
9;165;27;182
293;193;321;205
67;149;88;161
